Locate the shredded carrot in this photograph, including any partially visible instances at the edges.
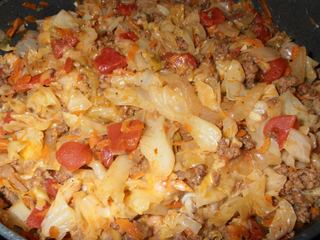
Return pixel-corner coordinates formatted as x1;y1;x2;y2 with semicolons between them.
167;200;183;209
49;226;60;239
311;207;319;219
130;171;145;180
22;2;37;10
242;38;264;48
7;18;24;38
292;45;300;60
41;144;50;159
17;74;32;85
25;15;36;23
8;58;24;85
149;40;157;48
127;44;139;61
0;127;6;137
88;131;100;149
0;139;9;152
236;129;247;138
257;137;270;154
39;1;49;8
115;219;143;240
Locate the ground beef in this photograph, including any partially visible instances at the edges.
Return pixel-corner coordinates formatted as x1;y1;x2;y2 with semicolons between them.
275;164;320;224
276;76;298;94
129;149;150;178
176;36;189;51
0;187;17;205
51;169;72;184
239;134;255;150
238;53;259;88
179;126;193;142
176;164;208;188
217;138;241;160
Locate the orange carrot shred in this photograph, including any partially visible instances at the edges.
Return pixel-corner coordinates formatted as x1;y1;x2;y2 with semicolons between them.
292;45;300;60
257;137;271;154
8;58;24;85
39;1;49;7
115;219;143;240
7;18;24;38
22;2;37;10
25;15;36;23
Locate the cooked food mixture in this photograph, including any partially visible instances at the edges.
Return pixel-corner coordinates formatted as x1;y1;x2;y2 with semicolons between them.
1;0;320;239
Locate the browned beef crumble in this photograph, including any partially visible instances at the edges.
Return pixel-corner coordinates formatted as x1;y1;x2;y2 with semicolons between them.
275;164;320;224
217;138;241;160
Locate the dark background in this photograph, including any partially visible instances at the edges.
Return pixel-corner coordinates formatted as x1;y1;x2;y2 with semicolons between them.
0;0;320;239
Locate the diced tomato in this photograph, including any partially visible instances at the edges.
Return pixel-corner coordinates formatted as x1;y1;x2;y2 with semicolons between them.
116;3;137;16
93;47;127;75
51;39;67;59
199;7;225;27
251;14;271;43
119;31;138;42
44;178;59;200
3;112;13;123
99;147;114;168
164;52;197;73
262;58;288;83
107;120;144;154
26;204;50;229
248;218;266;240
56;142;93;171
51;30;78;59
263;115;299;149
64;57;74;73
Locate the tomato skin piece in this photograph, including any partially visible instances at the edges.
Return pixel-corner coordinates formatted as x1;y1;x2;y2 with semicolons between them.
56;142;93;171
107;120;144;154
262;58;288;83
51;31;78;59
93;47;127;75
99;147;114;168
116;3;136;16
64;57;74;73
3;112;13;123
199;7;225;27
44;178;59;200
26;204;50;229
263;115;299;149
119;31;138;42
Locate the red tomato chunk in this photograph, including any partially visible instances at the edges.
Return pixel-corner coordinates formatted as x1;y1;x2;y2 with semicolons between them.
93;47;127;75
107;120;144;154
252;15;271;43
44;178;59;200
56;142;93;171
199;7;225;27
262;58;288;83
263;115;299;149
119;31;138;41
26;204;50;229
116;3;136;16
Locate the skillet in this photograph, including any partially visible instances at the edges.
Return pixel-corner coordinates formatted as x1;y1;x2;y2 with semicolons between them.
0;0;320;239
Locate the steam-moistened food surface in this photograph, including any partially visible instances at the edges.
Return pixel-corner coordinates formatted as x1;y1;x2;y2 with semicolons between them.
0;0;320;239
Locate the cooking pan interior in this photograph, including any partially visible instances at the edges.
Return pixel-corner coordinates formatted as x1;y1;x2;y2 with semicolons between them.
0;0;320;239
